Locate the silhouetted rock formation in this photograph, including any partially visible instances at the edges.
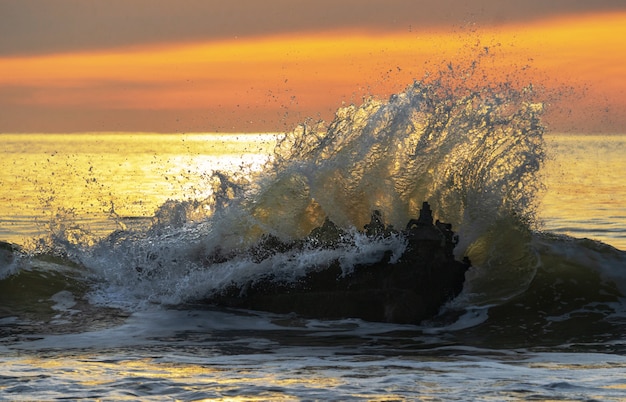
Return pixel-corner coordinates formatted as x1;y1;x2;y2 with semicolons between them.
206;202;470;324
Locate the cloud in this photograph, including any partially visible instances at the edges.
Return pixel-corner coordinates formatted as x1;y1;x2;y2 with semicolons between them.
2;12;625;134
1;0;625;56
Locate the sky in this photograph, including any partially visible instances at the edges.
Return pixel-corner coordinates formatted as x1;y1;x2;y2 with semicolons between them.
1;0;625;133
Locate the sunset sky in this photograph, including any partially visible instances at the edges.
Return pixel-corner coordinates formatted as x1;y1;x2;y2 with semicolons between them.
1;0;625;134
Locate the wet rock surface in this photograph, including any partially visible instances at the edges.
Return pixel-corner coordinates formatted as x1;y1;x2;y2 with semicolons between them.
206;202;470;324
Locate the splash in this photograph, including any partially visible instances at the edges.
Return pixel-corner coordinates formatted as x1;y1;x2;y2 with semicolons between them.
36;59;551;309
245;74;546;305
263;79;545;237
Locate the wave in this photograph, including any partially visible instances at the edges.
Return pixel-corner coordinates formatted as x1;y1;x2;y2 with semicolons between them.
3;65;626;345
72;76;548;305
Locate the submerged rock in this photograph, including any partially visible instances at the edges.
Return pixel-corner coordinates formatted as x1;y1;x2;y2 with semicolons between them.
206;202;470;324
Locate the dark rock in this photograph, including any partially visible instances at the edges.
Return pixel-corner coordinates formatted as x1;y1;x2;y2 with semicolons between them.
307;217;347;247
205;202;470;324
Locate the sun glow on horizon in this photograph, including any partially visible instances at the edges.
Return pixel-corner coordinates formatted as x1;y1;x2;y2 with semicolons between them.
1;11;625;133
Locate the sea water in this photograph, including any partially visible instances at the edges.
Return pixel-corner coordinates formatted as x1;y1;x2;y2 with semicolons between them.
2;80;626;400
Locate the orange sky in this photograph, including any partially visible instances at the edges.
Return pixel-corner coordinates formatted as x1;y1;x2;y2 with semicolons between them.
1;10;625;133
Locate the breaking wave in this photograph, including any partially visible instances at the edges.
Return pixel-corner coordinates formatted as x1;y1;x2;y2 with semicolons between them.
5;62;626;345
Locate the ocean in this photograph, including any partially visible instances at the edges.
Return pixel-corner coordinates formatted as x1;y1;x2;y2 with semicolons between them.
1;80;626;400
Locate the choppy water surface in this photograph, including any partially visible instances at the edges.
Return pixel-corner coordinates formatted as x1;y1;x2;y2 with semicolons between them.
542;134;626;250
2;307;626;401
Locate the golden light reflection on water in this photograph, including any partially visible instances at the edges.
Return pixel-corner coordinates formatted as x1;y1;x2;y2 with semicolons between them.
540;134;626;250
0;133;278;244
9;354;343;400
7;353;626;400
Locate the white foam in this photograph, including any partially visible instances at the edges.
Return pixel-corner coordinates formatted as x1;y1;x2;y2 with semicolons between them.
50;290;77;311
